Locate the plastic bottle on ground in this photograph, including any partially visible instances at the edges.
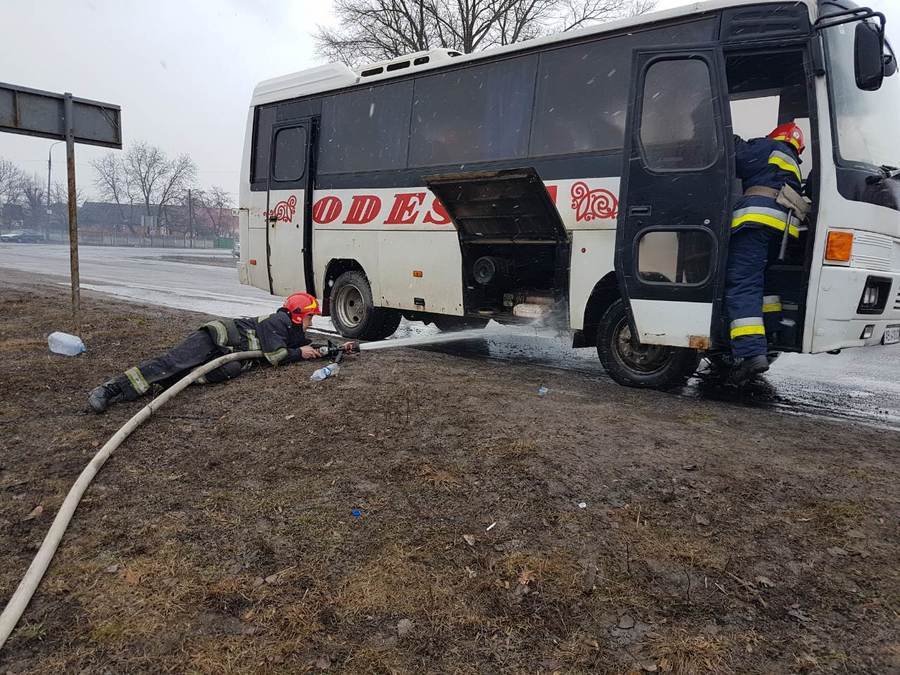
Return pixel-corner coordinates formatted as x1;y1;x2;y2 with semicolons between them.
48;331;86;356
310;362;340;381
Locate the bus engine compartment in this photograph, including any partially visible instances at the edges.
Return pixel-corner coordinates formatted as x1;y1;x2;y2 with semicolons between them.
426;168;570;324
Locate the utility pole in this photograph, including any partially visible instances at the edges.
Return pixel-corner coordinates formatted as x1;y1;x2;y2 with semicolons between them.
46;141;63;241
188;188;194;249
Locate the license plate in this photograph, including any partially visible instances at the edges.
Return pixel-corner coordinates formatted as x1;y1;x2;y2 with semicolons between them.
884;325;900;345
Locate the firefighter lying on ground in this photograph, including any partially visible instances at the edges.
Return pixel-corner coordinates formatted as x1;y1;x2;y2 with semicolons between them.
725;121;808;384
88;292;353;413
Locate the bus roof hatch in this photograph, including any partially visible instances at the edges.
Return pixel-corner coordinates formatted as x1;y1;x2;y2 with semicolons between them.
425;168;567;243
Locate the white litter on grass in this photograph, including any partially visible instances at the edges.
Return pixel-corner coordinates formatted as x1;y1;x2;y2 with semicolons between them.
485;522;496;532
578;502;587;509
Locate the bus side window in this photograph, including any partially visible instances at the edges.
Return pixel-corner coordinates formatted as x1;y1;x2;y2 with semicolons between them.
408;56;537;167
251;106;277;190
318;82;413;174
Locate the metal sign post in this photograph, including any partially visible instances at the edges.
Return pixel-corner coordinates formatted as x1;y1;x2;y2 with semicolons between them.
0;82;121;329
63;94;81;328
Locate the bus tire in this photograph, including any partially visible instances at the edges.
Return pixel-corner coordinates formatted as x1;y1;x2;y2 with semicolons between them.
596;298;699;389
432;316;489;332
330;271;401;340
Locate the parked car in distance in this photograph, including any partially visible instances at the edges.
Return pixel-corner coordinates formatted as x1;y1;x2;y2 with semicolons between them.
0;230;44;243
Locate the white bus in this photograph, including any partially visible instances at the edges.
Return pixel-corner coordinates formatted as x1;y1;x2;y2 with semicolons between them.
239;0;899;388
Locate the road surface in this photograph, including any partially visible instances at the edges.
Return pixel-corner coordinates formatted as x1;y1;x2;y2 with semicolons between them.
2;243;899;429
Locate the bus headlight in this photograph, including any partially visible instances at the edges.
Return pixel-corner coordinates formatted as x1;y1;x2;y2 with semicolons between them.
857;276;891;315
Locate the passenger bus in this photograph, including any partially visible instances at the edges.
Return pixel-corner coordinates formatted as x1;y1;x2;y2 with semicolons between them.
238;0;899;388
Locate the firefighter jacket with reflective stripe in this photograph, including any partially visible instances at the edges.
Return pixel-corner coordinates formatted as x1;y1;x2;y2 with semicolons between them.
202;308;311;366
732;136;804;238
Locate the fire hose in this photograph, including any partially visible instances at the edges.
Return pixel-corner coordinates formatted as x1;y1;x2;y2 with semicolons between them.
0;350;263;650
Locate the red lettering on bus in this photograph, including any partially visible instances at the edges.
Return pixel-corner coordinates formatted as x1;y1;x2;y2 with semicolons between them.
385;192;426;225
312;196;342;224
344;194;382;225
423;198;450;225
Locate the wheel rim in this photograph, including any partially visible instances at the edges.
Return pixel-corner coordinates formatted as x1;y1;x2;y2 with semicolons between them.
334;283;366;329
611;316;672;375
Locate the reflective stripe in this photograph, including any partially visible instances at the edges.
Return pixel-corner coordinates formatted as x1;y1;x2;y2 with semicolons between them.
203;320;228;346
124;366;150;394
771;134;802;152
730;317;765;339
246;329;260;351
768;150;801;180
762;295;782;313
264;347;288;365
731;207;800;238
731;324;766;339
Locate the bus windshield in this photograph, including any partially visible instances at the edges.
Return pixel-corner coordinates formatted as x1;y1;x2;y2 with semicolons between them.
825;23;900;169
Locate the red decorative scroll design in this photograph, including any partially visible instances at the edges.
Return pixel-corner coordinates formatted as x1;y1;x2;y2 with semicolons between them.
570;182;618;221
265;195;297;223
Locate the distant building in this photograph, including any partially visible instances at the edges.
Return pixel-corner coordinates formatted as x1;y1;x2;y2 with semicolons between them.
77;201;237;237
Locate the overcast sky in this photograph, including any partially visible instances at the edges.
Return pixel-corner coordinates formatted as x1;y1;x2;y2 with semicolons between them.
0;0;894;201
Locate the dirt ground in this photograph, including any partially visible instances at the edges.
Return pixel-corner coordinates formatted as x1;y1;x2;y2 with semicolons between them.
0;270;897;674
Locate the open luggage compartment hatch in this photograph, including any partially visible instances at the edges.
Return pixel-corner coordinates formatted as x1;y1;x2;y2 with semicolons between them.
425;168;570;322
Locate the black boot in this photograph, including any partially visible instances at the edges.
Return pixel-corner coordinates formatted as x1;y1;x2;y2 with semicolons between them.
88;382;124;413
728;354;770;386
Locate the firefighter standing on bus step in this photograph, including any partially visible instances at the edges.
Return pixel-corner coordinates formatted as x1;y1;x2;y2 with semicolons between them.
725;122;806;382
88;292;352;413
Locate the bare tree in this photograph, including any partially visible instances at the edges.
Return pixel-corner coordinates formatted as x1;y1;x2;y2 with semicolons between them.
316;0;657;65
20;174;47;231
194;186;235;237
92;142;197;234
91;152;137;232
0;159;24;232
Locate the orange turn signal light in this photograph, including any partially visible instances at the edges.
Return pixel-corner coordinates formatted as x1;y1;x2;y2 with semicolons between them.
825;231;853;262
412;270;423;278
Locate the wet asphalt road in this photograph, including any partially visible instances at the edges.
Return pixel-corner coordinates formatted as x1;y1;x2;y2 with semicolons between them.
2;243;899;430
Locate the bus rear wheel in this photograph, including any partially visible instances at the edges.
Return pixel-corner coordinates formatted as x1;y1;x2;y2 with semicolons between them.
330;270;401;340
596;298;699;389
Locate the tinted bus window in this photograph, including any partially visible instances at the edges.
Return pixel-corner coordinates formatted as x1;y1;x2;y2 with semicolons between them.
409;56;537;167
272;126;307;182
531;37;631;156
251;105;276;185
530;20;718;157
639;58;717;171
319;82;413;174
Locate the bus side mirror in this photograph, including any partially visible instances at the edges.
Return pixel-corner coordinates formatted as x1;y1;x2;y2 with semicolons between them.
884;53;897;78
854;21;885;91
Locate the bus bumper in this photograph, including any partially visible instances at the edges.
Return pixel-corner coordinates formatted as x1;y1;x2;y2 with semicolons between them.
810;266;900;353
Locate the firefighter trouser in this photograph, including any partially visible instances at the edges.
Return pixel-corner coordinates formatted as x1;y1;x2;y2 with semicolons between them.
725;226;778;359
111;329;246;401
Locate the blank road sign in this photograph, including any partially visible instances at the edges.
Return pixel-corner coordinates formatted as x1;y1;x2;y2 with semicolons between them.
0;82;121;148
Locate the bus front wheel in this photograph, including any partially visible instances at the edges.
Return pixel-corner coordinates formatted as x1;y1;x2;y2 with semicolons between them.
329;271;401;340
596;299;698;389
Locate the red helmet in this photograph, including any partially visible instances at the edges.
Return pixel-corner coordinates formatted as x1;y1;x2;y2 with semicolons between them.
282;292;321;325
768;122;805;154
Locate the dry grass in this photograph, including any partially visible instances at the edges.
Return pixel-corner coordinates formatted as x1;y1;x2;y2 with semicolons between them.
333;543;456;617
648;628;731;673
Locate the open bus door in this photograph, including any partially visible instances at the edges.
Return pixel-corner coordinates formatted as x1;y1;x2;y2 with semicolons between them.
615;48;734;352
264;117;318;296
